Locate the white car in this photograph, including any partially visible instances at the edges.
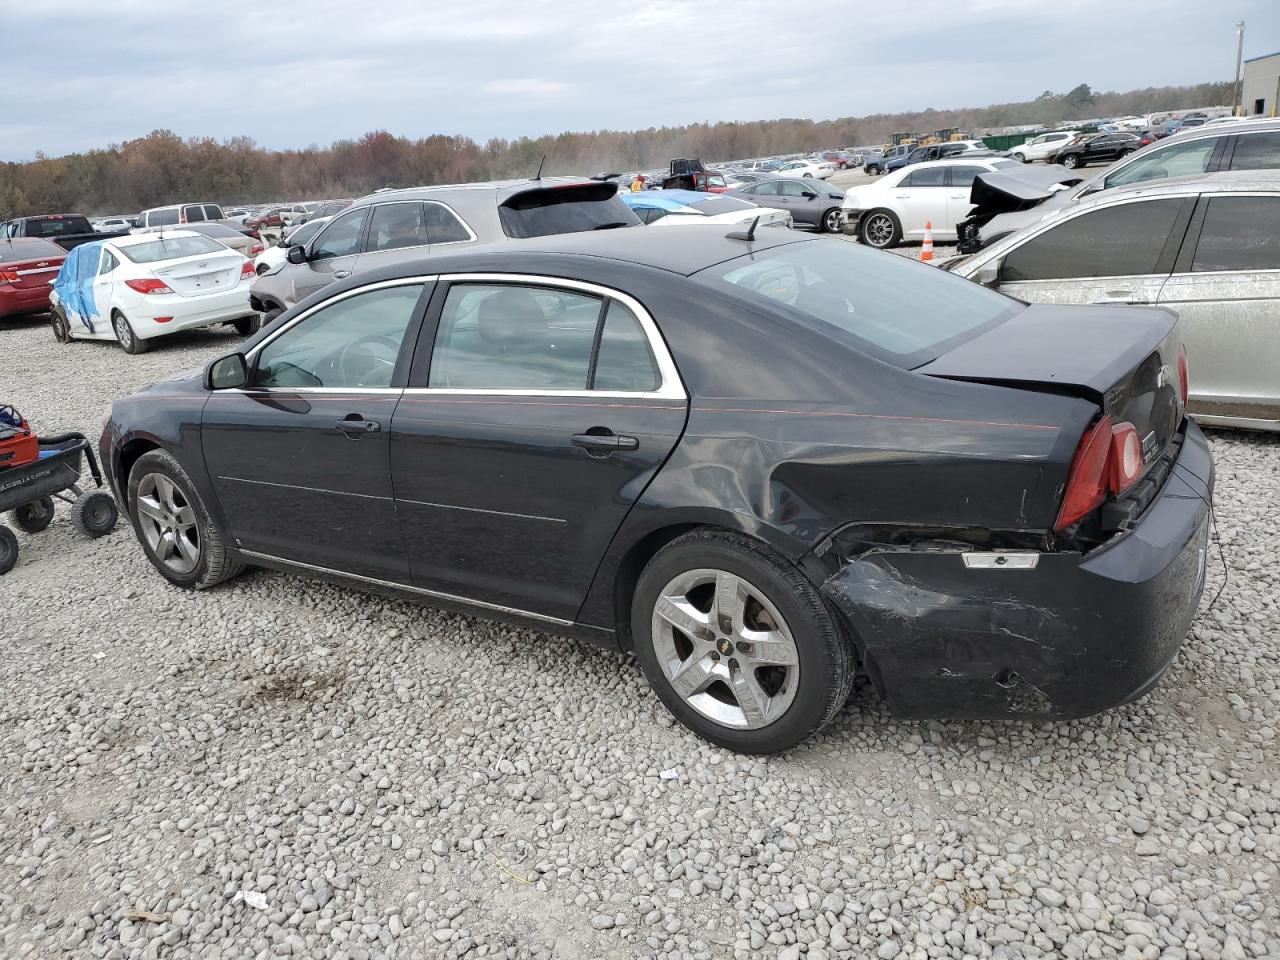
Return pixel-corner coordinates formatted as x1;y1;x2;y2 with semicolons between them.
1009;131;1079;163
621;190;791;229
253;216;330;275
92;216;135;233
773;160;836;179
841;156;1022;248
48;231;259;354
280;201;320;226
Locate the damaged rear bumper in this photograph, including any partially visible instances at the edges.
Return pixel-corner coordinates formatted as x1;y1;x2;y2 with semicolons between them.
820;421;1214;720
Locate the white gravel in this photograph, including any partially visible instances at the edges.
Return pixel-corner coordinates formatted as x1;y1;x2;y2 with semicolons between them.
1;314;1278;960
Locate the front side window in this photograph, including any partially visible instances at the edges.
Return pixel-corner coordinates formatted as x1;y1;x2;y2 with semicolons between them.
311;208;369;260
1229;132;1280;170
368;202;427;252
1001;199;1184;281
752;181;782;196
779;182;810;198
254;284;424;389
949;165;987;187
1104;137;1217;189
424;202;472;244
1191;196;1280;273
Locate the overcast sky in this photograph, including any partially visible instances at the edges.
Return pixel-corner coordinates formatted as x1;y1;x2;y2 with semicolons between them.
3;0;1277;162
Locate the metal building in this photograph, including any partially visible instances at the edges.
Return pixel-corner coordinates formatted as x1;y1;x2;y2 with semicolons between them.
1243;51;1280;117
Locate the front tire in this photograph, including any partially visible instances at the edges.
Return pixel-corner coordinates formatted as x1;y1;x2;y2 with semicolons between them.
113;311;148;354
820;208;842;234
1011;151;1027;163
50;307;71;344
860;209;902;249
1060;154;1081;169
127;450;242;589
631;530;854;754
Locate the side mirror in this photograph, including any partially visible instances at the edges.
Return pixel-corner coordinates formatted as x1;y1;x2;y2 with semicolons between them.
802;191;817;199
286;244;308;264
973;258;1002;287
207;353;248;390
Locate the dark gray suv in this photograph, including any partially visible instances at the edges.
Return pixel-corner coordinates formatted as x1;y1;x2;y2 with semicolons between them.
250;178;639;323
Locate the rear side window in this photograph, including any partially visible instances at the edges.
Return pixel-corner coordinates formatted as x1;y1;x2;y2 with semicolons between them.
1001;199;1184;281
1191;196;1280;272
498;184;639;239
592;301;660;392
1229;132;1280;170
182;205;209;223
424;202;472;244
204;204;224;220
902;167;946;187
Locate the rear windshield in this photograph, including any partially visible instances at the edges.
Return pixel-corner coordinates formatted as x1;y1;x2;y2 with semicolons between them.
119;235;226;263
698;241;1022;369
499;183;640;238
27;217;91;237
688;196;756;215
0;238;64;263
147;208;180;226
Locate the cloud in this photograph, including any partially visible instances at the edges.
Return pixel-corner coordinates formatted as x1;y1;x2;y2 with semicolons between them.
2;0;1277;161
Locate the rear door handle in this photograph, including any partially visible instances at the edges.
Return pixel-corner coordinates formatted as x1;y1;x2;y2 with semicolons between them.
572;432;639;452
1092;292;1149;305
335;416;381;435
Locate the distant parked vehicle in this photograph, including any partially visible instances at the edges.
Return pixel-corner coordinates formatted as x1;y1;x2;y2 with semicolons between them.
1;214;129;251
135;202;228;229
245;207;286;234
298;199;352;224
0;238;66;320
945;171;1280;431
1052;133;1143;168
885;141;992;175
1009;131;1079;163
49;231;259;352
254;217;330;275
281;202;321;227
137;221;262;259
865;145;910;175
92;216;137;233
730;178;845;232
621;190;791;229
773;160;835;179
821;151;860;169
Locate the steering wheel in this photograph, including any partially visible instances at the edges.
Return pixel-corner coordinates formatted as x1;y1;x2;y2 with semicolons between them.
337;334;400;386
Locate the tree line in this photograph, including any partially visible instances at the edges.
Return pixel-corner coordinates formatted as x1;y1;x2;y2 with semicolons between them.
0;80;1233;219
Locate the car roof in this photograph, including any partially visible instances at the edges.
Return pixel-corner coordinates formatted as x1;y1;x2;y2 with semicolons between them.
1066;169;1280;211
350;176;609;207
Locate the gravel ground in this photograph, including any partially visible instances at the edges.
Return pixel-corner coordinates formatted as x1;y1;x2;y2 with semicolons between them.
1;310;1278;960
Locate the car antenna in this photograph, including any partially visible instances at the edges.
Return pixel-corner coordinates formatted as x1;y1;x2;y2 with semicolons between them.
726;216;760;242
534;155;545;181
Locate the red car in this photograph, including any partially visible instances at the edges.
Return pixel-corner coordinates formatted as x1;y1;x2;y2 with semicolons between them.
244;207;285;237
0;238;65;320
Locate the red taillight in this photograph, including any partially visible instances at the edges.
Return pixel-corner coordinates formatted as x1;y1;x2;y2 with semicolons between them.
1178;344;1189;405
249;243;263;256
0;270;19;284
240;260;255;279
124;278;173;295
1055;415;1148;532
154;317;173;323
1056;416;1113;531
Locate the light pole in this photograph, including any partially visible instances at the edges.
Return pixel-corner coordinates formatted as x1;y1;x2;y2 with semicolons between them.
1233;21;1245;116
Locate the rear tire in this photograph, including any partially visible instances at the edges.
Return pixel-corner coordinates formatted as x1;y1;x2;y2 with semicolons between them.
113;311;148;354
73;491;118;538
631;529;854;754
860;209;902;249
11;497;55;533
1011;151;1027;163
50;307;71;344
231;315;259;336
0;526;16;575
127;449;242;589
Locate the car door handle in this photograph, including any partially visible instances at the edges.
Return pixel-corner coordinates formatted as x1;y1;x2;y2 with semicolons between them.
1092;292;1149;305
949;194;967;199
572;432;639;453
335;416;381;435
332;270;350;280
894;194;909;199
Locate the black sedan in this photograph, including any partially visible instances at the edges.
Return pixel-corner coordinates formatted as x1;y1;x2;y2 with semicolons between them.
101;227;1212;753
1052;132;1144;168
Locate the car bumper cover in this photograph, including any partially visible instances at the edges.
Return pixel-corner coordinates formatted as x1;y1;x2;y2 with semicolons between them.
821;421;1214;720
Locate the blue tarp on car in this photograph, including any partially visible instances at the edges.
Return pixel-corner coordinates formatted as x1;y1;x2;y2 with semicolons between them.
52;240;105;333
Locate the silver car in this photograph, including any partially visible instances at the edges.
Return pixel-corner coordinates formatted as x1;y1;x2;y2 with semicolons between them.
250;178;639;322
945;171;1280;431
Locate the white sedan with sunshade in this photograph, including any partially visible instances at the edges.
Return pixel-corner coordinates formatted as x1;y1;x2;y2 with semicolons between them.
841;157;1023;249
49;231;259;353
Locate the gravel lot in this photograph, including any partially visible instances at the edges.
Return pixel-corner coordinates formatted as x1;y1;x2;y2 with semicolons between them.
2;297;1278;960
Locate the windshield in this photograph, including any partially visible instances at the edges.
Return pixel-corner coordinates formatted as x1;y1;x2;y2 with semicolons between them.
119;235;227;263
698;241;1022;369
499;183;640;238
29;217;90;237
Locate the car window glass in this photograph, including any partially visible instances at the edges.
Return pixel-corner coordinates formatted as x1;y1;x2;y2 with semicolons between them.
98;250;118;275
255;284;423;389
368;203;427;252
428;283;601;390
1001;199;1183;281
424;202;472;244
591;300;660;392
182;205;207;223
205;205;222;220
779;181;808;197
949;166;987;187
754;181;782;196
149;208;180;226
903;167;946;187
312;208;368;259
1191;196;1280;272
1104;137;1217;188
1229;132;1280;170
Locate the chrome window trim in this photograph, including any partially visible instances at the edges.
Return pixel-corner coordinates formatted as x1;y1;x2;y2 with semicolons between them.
362;199;478;257
237;549;573;627
410;272;687;401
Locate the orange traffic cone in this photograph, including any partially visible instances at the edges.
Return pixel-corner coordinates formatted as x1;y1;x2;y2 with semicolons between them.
920;221;934;263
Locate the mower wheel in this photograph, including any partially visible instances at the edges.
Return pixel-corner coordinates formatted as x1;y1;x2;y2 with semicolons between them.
73;491;119;538
0;526;16;575
12;496;55;533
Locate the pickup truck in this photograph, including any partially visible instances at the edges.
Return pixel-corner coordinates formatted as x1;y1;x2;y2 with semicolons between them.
0;214;129;251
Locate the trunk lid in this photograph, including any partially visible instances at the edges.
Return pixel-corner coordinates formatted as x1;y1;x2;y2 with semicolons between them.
918;302;1184;471
153;252;244;298
0;240;66;292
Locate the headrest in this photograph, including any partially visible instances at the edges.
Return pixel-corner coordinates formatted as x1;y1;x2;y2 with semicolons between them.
478;288;548;347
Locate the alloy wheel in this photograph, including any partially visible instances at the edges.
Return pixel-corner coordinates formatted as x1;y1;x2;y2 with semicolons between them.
863;213;894;247
823;209;842;233
114;314;134;350
135;473;201;574
650;568;799;730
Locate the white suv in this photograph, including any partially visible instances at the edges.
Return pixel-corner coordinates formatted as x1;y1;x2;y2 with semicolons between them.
1010;131;1079;163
